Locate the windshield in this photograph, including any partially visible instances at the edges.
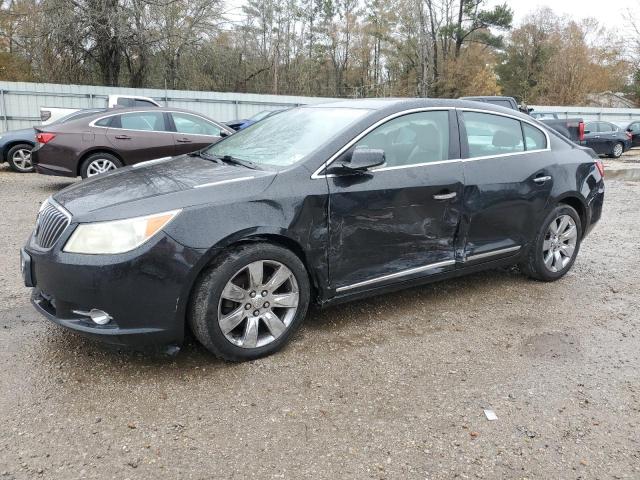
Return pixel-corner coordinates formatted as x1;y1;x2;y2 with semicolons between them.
206;107;369;167
251;110;277;121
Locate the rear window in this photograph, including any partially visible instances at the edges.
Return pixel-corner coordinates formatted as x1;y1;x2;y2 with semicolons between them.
134;99;157;107
116;97;135;107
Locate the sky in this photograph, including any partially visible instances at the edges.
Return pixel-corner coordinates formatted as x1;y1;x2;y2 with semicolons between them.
489;0;637;32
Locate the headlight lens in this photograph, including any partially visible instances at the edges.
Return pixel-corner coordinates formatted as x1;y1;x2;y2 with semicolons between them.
63;210;181;254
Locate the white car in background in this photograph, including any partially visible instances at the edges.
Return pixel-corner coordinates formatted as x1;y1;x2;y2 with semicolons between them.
40;95;161;125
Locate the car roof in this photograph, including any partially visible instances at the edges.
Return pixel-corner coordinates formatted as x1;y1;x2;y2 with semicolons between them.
42;106;230;131
307;97;532;120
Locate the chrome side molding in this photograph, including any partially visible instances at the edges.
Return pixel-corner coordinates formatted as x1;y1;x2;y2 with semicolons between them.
335;245;522;293
336;259;455;293
465;245;521;262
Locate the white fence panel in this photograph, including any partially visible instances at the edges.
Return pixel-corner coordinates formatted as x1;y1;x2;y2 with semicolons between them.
0;81;341;132
531;105;640;125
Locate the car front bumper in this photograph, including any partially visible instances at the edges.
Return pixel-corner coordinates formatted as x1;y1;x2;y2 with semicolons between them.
23;231;205;349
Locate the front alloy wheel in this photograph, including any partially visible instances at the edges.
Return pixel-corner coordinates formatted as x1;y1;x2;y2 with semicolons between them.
218;260;300;349
86;159;118;177
189;243;310;361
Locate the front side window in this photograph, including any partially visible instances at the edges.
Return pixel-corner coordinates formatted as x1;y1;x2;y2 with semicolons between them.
599;122;614;132
523;123;547;151
206;107;368;167
463;111;524;158
352;111;450;167
172;113;222;136
116;112;166;132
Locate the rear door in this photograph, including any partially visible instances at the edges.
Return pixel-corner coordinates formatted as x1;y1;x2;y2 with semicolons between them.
584;122;606;154
105;111;175;165
325;109;464;293
597;122;618;153
169;112;226;155
459;109;554;263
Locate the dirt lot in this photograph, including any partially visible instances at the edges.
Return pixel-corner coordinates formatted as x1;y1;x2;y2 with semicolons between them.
1;154;639;479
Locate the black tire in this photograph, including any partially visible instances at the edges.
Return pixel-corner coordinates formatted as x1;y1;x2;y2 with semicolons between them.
521;204;582;282
188;243;310;361
80;152;123;179
610;141;624;158
6;143;34;173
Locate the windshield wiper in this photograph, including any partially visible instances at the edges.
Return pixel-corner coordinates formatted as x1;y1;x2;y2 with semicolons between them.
188;150;221;163
216;155;260;170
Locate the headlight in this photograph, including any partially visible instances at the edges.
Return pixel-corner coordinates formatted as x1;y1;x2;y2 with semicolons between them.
63;210;181;254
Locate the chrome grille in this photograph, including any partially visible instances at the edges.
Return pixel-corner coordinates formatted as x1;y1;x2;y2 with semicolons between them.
34;201;70;249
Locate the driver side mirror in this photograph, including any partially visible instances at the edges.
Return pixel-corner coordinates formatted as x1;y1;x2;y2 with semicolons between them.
340;148;385;172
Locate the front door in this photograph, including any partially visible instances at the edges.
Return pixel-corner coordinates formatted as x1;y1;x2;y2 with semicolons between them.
169;112;225;155
326;109;463;293
459;110;555;263
105;111;175;165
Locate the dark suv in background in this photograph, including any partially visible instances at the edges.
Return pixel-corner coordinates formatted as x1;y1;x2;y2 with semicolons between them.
32;107;234;178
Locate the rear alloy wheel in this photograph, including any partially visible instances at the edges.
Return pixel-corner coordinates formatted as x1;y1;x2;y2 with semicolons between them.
80;153;123;179
189;243;310;361
521;204;582;282
611;142;623;158
542;214;578;273
7;144;34;173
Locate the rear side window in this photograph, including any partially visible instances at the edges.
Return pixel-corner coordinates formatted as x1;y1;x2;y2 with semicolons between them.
353;110;450;167
599;122;614;132
523;123;547;151
94;116;113;127
463;112;524;158
116;112;166;131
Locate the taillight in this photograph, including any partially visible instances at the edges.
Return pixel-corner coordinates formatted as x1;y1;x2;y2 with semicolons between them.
595;160;604;177
36;132;56;144
578;121;585;142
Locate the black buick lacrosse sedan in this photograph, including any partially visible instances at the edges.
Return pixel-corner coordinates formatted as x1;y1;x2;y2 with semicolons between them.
22;99;605;361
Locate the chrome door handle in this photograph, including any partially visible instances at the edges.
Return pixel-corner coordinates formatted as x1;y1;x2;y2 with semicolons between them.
533;175;552;183
114;135;131;140
433;192;457;200
176;138;192;143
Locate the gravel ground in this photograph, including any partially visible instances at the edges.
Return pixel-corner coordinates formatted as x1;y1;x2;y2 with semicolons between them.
1;154;639;479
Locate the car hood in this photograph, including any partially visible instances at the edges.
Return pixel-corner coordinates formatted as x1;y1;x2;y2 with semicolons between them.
53;155;276;219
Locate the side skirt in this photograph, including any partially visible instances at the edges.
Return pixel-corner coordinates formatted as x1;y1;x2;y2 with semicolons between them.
318;252;523;308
